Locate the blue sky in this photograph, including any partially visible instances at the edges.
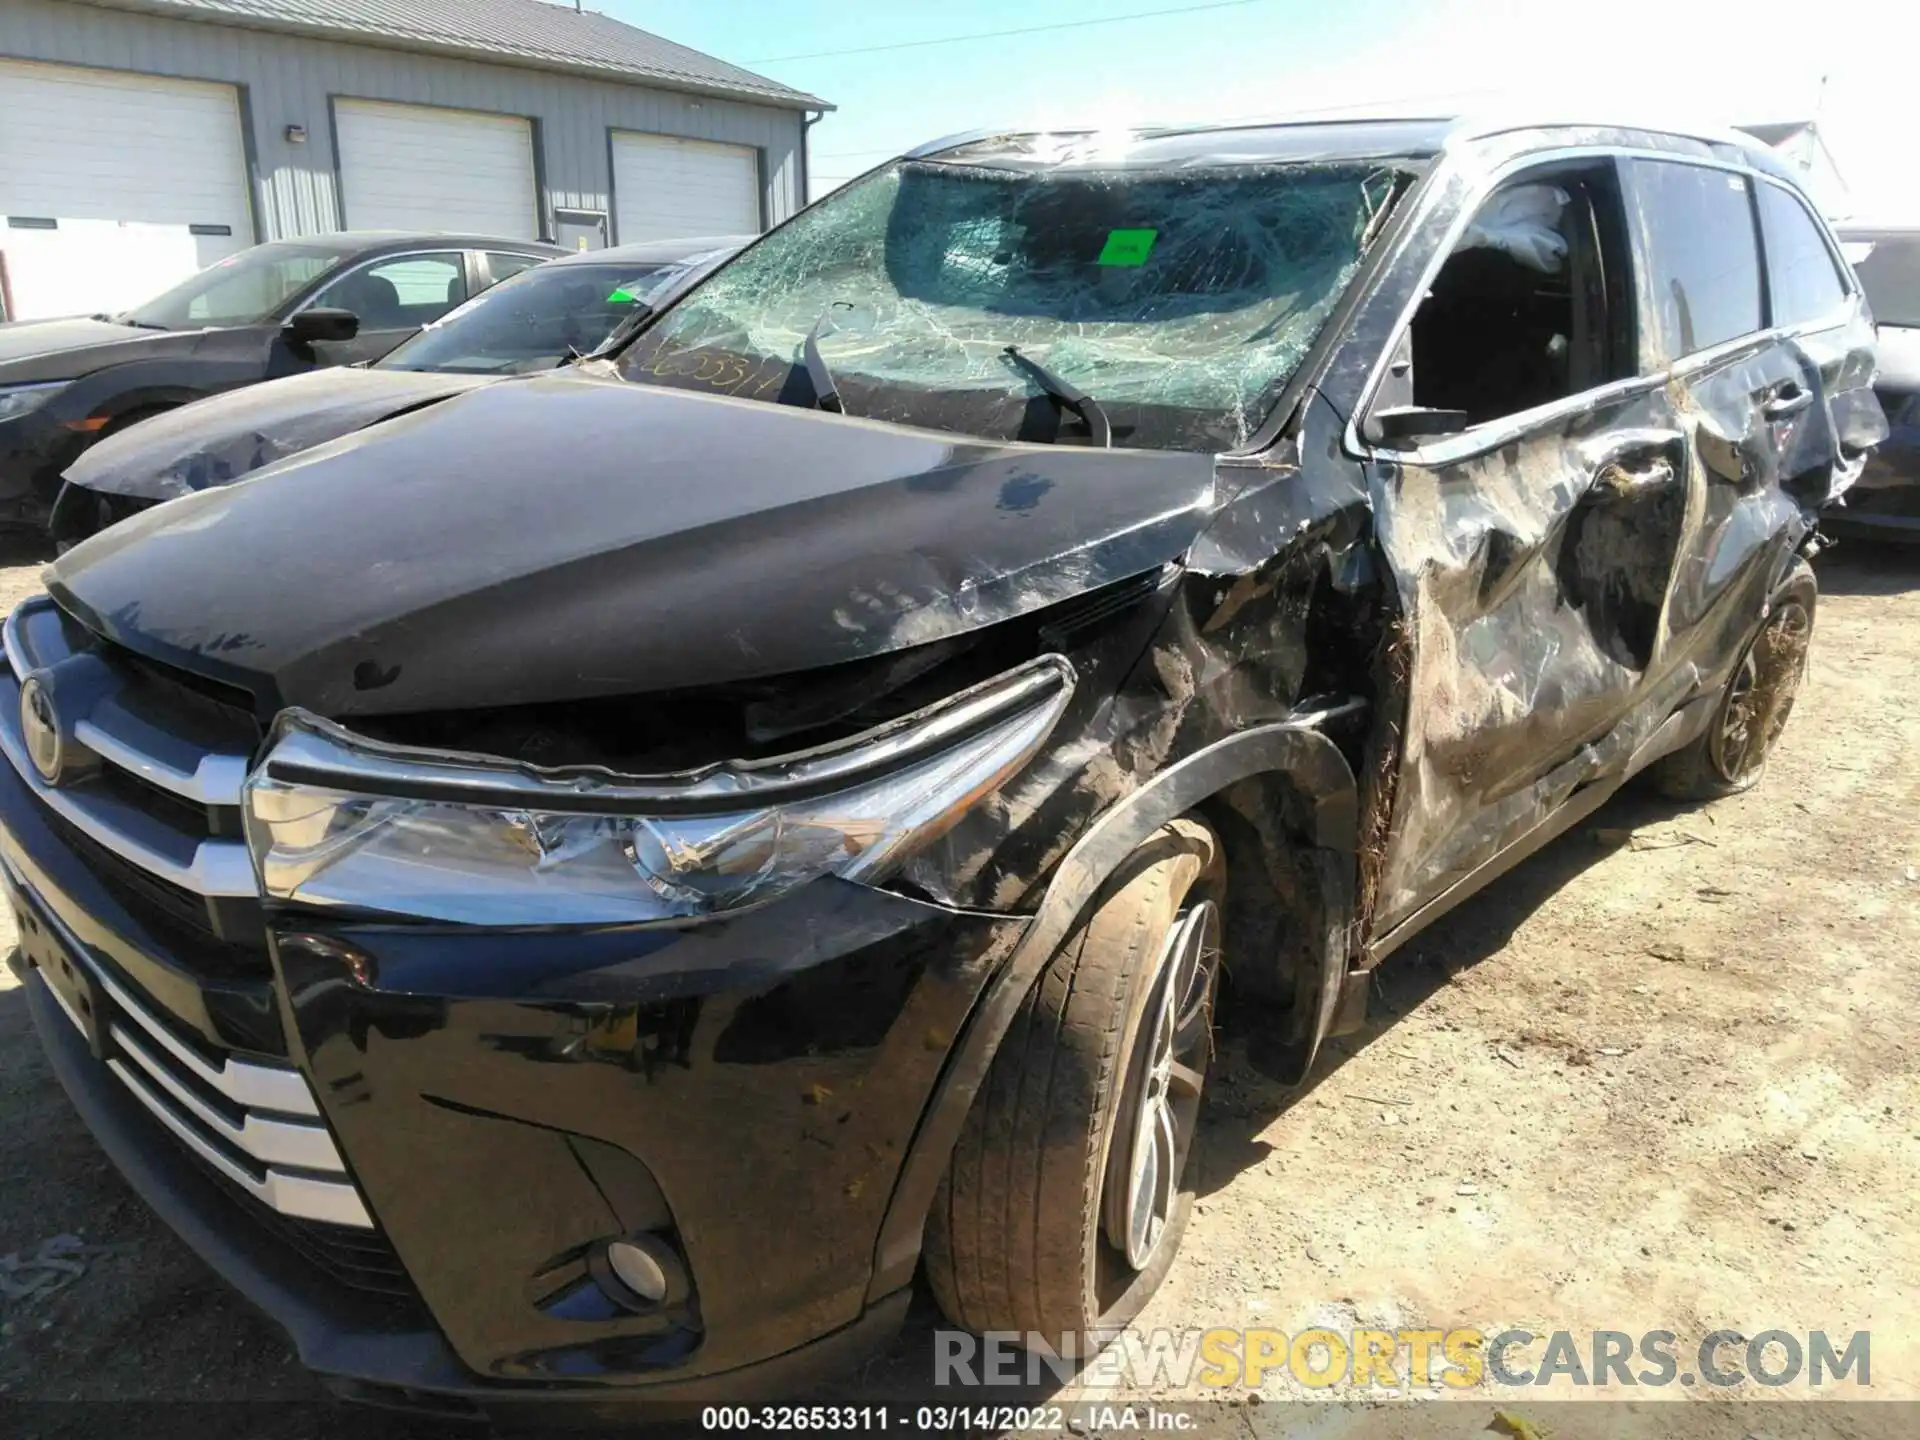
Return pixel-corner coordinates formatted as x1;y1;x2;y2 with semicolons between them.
613;0;1917;218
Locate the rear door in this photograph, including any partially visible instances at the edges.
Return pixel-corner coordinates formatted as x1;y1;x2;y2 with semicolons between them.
1618;159;1868;672
1752;179;1886;509
1354;156;1693;937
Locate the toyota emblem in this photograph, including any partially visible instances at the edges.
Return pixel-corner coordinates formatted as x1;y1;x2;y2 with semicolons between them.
19;675;64;785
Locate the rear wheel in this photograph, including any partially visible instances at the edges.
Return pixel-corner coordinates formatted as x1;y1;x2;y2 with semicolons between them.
1651;562;1815;800
924;819;1224;1346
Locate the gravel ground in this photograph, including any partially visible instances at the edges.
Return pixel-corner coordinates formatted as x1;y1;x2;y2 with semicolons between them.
1;537;1916;1438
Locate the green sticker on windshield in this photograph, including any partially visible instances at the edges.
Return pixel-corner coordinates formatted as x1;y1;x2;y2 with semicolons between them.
1097;228;1158;267
607;287;638;303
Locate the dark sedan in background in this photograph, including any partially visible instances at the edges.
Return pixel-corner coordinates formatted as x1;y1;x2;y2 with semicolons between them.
1832;225;1920;540
49;235;748;545
0;232;564;530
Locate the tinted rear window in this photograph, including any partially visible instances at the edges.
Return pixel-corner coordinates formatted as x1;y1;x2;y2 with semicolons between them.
1758;183;1848;326
1627;160;1763;362
1847;234;1920;328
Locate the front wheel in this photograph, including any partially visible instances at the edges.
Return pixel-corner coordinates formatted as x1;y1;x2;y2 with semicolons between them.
1650;561;1816;800
923;819;1224;1346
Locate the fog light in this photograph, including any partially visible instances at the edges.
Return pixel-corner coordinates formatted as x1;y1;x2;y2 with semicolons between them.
605;1240;668;1303
585;1233;687;1313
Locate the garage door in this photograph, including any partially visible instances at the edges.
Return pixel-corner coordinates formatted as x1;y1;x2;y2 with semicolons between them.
612;133;760;244
0;59;252;320
336;99;538;238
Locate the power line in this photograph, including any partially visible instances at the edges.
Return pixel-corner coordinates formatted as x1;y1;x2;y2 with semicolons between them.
744;0;1273;65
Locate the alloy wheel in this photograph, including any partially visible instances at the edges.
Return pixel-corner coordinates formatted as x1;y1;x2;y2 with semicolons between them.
1103;899;1221;1273
1710;599;1811;785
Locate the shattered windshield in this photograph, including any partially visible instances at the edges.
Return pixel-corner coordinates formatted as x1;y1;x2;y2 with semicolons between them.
378;262;675;374
621;158;1393;451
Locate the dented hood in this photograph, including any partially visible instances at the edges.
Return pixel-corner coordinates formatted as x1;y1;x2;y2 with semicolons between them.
62;366;498;502
51;375;1217;717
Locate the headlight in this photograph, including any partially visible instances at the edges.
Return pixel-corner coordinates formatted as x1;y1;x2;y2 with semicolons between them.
0;382;67;424
244;656;1073;925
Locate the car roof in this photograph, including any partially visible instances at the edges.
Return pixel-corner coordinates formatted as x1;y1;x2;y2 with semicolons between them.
547;235;757;267
1836;223;1920;240
264;231;569;257
911;112;1791;177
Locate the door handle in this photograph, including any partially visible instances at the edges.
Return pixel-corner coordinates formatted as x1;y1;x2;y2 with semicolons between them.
1589;455;1676;502
1577;427;1683;504
1763;385;1814;420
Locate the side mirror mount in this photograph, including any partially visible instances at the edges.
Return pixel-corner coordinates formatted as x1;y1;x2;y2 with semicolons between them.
284;307;360;345
1363;405;1471;448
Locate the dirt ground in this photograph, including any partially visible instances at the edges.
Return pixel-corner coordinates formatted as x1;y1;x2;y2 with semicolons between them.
0;537;1916;1437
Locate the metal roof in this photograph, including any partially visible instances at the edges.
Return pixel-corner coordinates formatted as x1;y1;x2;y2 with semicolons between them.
77;0;829;110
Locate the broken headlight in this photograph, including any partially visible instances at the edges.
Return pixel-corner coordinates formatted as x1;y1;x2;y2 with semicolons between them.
243;656;1073;925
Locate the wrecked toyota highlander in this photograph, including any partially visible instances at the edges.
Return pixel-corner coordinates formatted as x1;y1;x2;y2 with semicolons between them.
3;118;1883;1413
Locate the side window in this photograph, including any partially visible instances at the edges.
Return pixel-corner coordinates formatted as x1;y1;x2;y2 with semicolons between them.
307;252;467;329
484;251;547;288
1625;161;1763;362
1399;162;1634;430
1758;184;1848;327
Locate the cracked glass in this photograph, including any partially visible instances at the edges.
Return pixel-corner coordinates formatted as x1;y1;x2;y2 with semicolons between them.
622;158;1393;452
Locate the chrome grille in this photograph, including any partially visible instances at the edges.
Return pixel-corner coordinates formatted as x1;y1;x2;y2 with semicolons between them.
27;888;373;1230
0;598;258;899
3;597;373;1232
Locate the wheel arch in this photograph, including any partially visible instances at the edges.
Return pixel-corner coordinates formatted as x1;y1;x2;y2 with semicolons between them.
867;706;1362;1303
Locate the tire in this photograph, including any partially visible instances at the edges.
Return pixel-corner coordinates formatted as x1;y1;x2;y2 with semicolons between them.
924;818;1225;1347
1649;559;1816;801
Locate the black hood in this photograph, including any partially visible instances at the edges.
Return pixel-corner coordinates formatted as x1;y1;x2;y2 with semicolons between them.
63;366;497;502
52;376;1218;717
0;316;211;384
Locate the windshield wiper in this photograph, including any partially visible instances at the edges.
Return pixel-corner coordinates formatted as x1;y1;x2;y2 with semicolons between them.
583;305;656;361
95;312;166;330
801;305;849;414
1004;346;1111;447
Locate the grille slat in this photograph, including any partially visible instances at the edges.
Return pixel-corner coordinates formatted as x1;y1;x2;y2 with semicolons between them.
2;598;257;899
8;597;422;1306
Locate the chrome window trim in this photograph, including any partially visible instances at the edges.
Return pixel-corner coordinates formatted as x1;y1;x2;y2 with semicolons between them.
1340;143;1833;466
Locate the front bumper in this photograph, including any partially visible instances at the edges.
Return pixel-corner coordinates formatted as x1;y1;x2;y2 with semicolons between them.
4;746;1024;1405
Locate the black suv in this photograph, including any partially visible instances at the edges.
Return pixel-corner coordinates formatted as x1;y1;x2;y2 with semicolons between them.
2;118;1884;1413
